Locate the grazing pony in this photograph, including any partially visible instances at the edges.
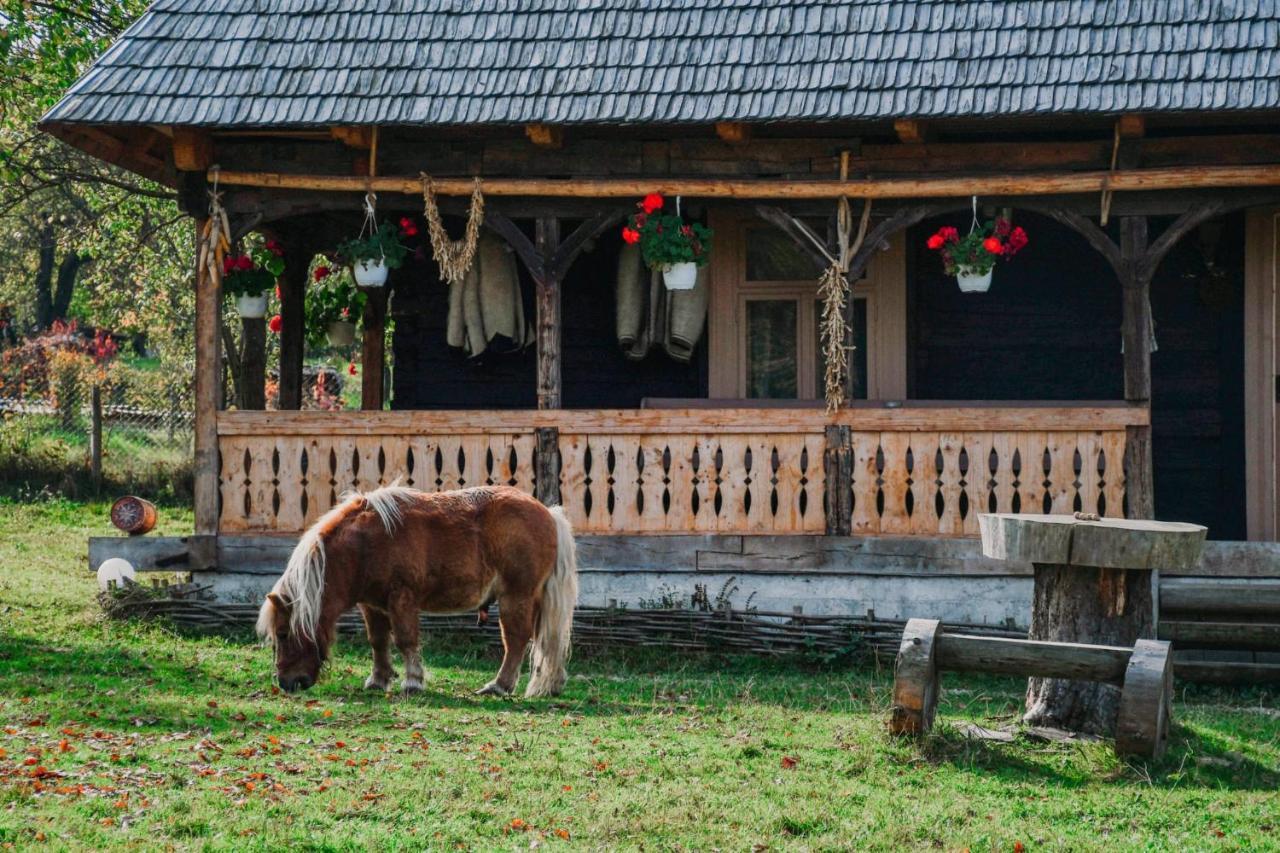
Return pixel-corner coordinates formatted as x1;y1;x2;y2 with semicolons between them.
256;485;577;698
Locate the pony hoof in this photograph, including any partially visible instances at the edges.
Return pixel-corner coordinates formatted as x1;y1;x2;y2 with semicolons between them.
364;675;392;691
401;680;424;696
475;681;511;697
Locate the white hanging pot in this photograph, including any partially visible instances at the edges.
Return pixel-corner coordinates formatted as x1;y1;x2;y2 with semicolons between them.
955;266;993;293
235;294;268;318
353;258;388;287
662;262;698;291
326;321;356;347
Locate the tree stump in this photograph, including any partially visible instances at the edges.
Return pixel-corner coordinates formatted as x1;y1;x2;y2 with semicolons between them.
980;514;1205;736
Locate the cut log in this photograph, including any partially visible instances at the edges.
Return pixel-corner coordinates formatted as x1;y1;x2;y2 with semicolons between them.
889;618;940;736
1022;562;1155;734
937;634;1131;683
1114;639;1173;759
979;514;1207;570
1158;621;1280;650
1159;578;1280;616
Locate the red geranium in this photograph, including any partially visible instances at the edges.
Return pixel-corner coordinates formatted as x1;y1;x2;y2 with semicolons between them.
264;239;284;257
982;237;1003;255
398;216;419;238
640;193;664;214
314;265;330;282
348;362;357;376
926;233;945;250
621;227;641;244
268;314;283;333
926;217;1027;278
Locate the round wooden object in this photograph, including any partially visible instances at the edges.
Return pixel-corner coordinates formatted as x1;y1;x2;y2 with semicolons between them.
889;618;940;736
110;496;157;535
979;514;1207;570
979;513;1204;735
1115;639;1174;759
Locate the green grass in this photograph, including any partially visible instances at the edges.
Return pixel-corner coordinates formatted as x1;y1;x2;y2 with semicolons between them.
0;499;1277;850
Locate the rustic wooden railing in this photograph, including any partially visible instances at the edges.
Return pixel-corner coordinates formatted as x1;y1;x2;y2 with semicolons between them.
214;405;1147;536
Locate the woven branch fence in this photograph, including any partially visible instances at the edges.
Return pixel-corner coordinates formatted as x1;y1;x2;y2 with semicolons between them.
101;584;1023;660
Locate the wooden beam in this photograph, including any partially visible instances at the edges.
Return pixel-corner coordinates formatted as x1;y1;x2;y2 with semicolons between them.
715;122;752;144
193;219;221;538
239;317;266;410
893;119;932;144
1119;217;1155;520
329;126;374;150
209;163;1280;198
1116;114;1147;139
524;124;564;148
172;127;213;172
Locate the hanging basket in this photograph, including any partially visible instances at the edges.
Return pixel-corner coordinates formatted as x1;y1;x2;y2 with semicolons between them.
662;262;698;290
235;294;268;318
353;258;388;288
955;266;993;293
326;321;356;347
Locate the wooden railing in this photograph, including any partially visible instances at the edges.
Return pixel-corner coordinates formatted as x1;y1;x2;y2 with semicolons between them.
214;405;1147;536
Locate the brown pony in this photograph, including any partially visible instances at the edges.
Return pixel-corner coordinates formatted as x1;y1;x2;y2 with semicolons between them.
256;485;577;697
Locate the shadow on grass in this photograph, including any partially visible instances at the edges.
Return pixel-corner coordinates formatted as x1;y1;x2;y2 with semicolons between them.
910;713;1280;793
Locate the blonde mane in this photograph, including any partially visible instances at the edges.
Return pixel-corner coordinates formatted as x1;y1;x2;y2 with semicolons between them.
257;485;419;641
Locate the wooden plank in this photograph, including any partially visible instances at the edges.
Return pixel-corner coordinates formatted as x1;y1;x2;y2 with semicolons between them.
1158;621;1280;650
524;123;564;148
893;119;932;144
215;405;1150;436
1172;659;1280;684
172;127;213;172
1160;578;1280;614
210;163;1280;199
878;432;912;535
937;633;1132;683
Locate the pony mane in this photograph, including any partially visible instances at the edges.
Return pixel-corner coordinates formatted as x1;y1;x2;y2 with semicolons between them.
257;485;419;641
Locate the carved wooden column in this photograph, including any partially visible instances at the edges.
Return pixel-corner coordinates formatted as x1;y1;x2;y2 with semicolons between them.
535;217;561;410
239;315;266;410
1119;217;1155;518
192;217;221;538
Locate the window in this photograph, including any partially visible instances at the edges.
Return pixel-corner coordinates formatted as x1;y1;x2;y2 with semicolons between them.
709;213;898;401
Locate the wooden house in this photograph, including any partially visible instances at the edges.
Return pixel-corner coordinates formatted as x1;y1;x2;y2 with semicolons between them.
49;1;1280;634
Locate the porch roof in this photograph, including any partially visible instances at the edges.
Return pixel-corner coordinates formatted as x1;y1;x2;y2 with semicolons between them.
42;0;1280;130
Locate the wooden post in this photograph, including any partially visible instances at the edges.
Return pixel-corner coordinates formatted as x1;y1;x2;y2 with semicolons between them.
193;217;221;537
1120;217;1155;519
535;217;561;410
277;244;310;410
824;425;852;535
240;317;266;409
535;426;561;506
89;383;102;489
361;287;388;410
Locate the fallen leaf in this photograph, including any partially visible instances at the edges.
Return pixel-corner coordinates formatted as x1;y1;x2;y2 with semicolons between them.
780;756;798;769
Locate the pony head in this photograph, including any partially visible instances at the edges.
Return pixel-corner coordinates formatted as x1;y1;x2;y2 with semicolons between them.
257;591;327;692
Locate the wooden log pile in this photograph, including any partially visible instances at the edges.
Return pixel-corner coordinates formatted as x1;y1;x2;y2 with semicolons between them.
97;585;1022;660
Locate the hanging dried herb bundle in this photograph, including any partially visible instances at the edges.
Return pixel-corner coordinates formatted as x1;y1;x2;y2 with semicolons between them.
420;175;485;284
818;263;851;413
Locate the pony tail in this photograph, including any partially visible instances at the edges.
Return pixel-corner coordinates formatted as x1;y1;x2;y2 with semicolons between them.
525;506;578;697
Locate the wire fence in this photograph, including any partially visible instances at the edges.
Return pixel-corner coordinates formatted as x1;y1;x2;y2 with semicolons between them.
0;376;194;497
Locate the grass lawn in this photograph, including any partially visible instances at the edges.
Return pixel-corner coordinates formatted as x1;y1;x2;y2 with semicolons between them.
1;499;1277;850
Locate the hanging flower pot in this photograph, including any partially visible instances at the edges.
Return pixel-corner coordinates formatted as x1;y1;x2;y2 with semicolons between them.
662;262;698;290
235;294;268;318
622;193;713;292
223;243;284;317
352;258;389;288
926;203;1028;294
326;320;356;347
954;266;993;293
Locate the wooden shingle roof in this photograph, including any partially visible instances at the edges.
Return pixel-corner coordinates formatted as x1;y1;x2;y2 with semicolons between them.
43;0;1280;129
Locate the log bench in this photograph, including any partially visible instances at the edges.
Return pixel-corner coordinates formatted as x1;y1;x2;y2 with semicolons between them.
889;618;1174;759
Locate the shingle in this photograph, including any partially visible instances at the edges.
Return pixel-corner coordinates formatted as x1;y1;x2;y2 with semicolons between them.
41;0;1280;128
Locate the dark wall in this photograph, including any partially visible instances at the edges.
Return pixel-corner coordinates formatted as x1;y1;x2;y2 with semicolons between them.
391;226;706;409
907;211;1124;400
907;212;1246;539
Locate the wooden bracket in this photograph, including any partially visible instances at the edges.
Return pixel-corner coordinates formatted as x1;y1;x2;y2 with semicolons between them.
1116;114;1146;139
172;128;214;172
329;126;374;150
715;122;751;144
893;119;932;145
525;123;564;148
